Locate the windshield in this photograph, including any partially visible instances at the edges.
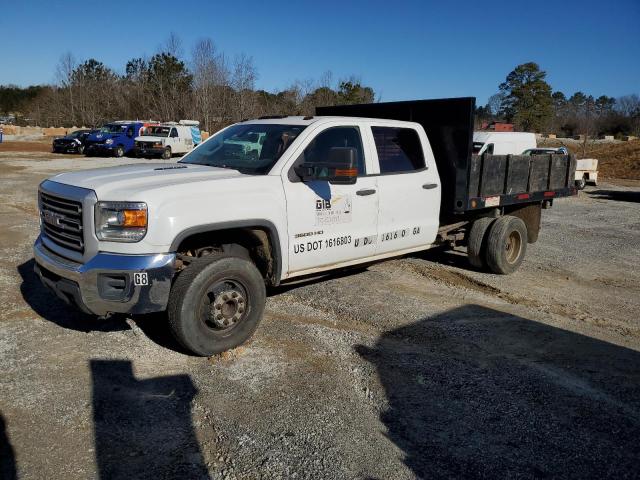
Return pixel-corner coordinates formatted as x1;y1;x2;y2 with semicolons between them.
68;131;83;138
144;126;171;137
472;142;484;154
100;124;126;134
180;123;306;174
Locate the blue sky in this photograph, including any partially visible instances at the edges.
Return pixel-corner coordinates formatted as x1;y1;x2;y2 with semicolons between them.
1;0;638;105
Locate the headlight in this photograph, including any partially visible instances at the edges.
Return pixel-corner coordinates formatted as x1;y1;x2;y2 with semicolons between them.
95;201;147;242
105;138;114;145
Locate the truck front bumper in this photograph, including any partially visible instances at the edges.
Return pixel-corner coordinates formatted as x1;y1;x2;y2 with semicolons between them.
134;146;165;157
33;236;175;316
85;144;115;155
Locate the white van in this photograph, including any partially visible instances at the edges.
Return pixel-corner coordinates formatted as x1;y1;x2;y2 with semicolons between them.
135;120;201;159
473;132;536;155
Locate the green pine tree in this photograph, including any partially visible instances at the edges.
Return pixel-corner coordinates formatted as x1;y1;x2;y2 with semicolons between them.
499;62;553;132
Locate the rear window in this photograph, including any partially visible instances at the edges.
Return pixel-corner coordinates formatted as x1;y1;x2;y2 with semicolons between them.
372;127;425;174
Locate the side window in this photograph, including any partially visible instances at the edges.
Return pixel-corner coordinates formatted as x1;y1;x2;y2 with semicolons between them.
372;127;425;174
302;127;366;175
170;128;178;138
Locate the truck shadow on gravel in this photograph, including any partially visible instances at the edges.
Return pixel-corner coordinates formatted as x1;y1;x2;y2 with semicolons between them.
0;413;17;480
17;259;128;333
91;360;210;479
587;189;640;203
357;305;640;479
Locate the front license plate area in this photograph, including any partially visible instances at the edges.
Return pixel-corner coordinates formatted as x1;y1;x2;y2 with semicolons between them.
133;272;149;286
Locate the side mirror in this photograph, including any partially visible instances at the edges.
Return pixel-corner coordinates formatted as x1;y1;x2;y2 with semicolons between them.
294;147;358;185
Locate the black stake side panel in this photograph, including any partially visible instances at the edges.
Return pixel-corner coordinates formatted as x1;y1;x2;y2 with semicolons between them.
317;97;475;216
467;154;577;210
506;157;530;194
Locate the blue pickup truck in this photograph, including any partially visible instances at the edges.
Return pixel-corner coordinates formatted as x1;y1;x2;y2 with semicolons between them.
84;121;150;157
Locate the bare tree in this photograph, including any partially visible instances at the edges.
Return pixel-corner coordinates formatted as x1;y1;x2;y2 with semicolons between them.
163;32;184;59
191;38;231;131
55;52;77;124
231;54;258;121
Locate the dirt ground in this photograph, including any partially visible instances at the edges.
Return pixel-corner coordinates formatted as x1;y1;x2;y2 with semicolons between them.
1;152;639;479
0;140;52;153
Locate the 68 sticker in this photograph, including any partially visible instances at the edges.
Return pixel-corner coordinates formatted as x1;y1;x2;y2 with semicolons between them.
133;272;149;286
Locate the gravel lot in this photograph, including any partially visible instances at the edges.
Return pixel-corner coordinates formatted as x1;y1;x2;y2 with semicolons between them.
1;152;639;479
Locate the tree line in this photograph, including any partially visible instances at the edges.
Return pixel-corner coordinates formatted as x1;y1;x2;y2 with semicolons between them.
1;45;638;138
0;36;374;132
477;62;640;137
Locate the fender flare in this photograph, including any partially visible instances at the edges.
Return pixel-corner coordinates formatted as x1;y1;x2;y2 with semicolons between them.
169;219;282;285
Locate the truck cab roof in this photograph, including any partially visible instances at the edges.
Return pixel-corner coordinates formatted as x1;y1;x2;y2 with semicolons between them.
239;115;423;129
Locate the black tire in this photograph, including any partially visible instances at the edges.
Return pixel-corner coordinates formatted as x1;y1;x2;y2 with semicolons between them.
77;144;85;155
467;217;494;269
576;176;586;190
485;216;528;275
162;146;172;160
167;255;266;356
114;145;125;158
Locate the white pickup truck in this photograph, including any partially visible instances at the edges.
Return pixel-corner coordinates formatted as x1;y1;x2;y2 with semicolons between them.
33;98;577;355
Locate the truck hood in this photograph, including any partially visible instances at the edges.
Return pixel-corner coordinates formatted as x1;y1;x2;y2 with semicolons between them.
49;163;244;199
88;132;120;142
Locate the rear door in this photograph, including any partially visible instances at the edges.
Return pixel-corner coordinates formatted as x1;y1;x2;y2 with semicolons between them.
369;125;440;256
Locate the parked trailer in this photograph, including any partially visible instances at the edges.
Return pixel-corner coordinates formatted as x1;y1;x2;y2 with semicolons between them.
575;158;598;189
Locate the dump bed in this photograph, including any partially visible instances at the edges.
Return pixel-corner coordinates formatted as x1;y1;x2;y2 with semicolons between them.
317;98;577;219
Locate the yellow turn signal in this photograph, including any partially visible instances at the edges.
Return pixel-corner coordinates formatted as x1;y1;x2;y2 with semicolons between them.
122;209;147;227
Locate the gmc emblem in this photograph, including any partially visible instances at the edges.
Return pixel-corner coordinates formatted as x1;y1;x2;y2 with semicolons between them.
42;209;64;227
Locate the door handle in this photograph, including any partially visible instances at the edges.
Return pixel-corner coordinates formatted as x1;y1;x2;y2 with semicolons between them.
356;188;376;196
422;183;438;190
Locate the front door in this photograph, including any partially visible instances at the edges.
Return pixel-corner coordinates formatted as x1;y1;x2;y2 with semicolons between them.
284;125;379;274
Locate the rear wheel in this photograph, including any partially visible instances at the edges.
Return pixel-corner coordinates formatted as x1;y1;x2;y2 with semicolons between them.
162;147;172;160
467;217;494;269
114;145;125;158
576;176;586;190
168;255;266;356
485;216;528;274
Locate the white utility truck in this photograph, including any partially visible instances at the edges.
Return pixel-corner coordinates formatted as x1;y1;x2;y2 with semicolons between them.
134;120;201;159
473;131;536;155
33;98;577;355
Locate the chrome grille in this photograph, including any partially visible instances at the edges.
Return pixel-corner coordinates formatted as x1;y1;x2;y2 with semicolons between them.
39;191;84;253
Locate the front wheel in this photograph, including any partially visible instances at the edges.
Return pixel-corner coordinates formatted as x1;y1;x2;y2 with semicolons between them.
162;147;172;160
114;145;125;158
485;216;528;274
77;144;85;155
576;176;586;190
167;255;266;356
